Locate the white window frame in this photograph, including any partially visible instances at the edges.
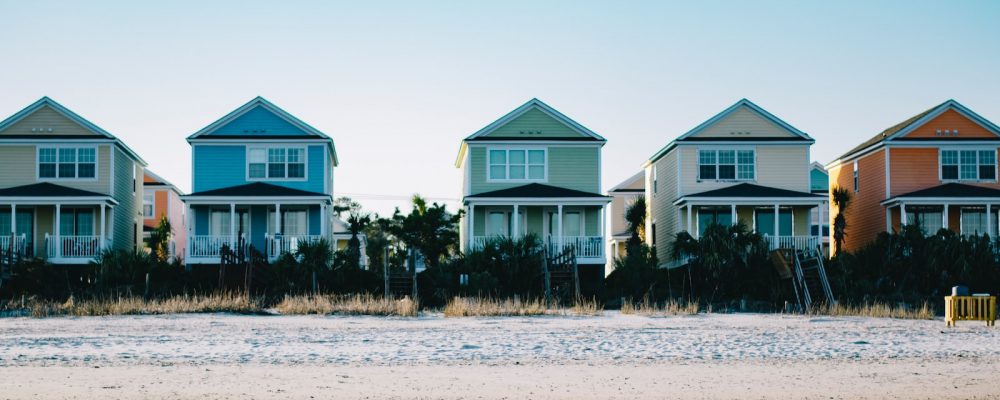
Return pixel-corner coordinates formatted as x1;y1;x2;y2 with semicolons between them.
246;145;308;181
486;147;548;182
36;145;99;181
939;148;998;183
696;148;756;182
142;192;155;219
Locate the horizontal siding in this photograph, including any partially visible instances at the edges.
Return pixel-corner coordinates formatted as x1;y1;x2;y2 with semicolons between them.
679;145;810;195
468;146;600;195
889;147;1000;197
647;150;679;263
470;205;602;237
904;109;997;139
205;106;315;137
693;107;799;138
0;105;104;137
0;144;111;194
112;147;142;251
484;108;583;139
192;145;326;194
830;149;886;253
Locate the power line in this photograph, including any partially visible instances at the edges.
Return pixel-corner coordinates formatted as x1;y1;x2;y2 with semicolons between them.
336;192;460;202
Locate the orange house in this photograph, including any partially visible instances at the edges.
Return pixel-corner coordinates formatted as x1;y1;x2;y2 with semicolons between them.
143;170;186;261
826;100;1000;254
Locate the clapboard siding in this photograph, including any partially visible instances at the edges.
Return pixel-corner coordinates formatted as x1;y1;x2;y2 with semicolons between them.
903;109;997;139
694;107;799;138
201;106;315;137
112;146;143;251
829;149;886;253
889;147;1000;197
679;145;810;195
0;105;104;137
483;108;582;139
646;150;679;263
0;144;111;194
192;144;326;193
468;146;600;195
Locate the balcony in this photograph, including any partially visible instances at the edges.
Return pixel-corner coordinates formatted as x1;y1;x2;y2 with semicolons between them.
265;234;325;260
763;235;821;252
0;234;27;257
45;234;106;263
188;235;243;260
470;235;604;260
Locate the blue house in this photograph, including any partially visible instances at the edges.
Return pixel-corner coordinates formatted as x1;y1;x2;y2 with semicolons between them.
182;97;338;264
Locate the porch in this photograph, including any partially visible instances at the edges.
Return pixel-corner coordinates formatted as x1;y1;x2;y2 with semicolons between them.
0;184;117;264
465;201;609;264
882;183;1000;237
185;202;330;264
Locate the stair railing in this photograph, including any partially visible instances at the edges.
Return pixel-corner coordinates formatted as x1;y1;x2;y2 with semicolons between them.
813;244;835;305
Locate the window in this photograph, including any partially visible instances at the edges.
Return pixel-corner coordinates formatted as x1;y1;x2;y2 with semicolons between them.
941;149;996;181
697;207;733;236
487;149;545;181
905;207;942;235
698;149;754;181
754;208;793;236
211;209;250;236
248;147;306;180
853;161;859;192
59;208;94;236
39;147;96;179
563;212;582;237
143;193;154;218
960;207;996;237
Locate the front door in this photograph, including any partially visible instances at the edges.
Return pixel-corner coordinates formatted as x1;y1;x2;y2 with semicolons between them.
754;208;793;236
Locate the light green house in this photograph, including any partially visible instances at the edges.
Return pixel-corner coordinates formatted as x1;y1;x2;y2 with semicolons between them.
456;99;611;268
0;97;147;264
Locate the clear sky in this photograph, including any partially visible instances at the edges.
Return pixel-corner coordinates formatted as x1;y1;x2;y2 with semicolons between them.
2;0;998;216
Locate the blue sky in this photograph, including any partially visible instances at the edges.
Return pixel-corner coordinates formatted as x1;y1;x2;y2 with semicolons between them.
1;0;998;215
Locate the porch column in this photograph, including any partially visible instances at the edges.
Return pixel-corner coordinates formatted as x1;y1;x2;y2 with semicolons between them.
730;204;737;226
512;204;519;238
599;203;606;239
987;204;993;237
54;204;61;258
557;204;563;250
320;204;327;237
942;204;949;231
186;203;192;259
774;204;780;237
229;203;236;244
100;204;106;250
886;207;892;232
686;204;692;235
10;203;15;235
274;203;281;235
900;203;908;225
469;204;475;251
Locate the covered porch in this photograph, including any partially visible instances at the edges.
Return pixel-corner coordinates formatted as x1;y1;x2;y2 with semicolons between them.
182;183;332;264
463;185;611;265
674;183;827;251
0;183;116;264
882;183;1000;237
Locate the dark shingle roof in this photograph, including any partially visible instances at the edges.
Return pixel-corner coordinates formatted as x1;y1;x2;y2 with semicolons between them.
836;105;940;161
890;183;1000;200
466;183;608;199
0;183;108;197
186;182;328;197
681;183;824;199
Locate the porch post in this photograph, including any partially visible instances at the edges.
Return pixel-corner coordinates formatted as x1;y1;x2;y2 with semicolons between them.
320;204;327;238
599;203;605;239
512;204;519;238
229;203;236;244
987;204;993;237
774;204;780;237
274;203;281;235
186;203;192;259
685;204;692;235
557;204;563;251
900;203;908;225
730;204;737;226
10;203;15;235
55;204;61;258
886;207;892;232
100;204;106;250
469;203;475;251
942;204;949;231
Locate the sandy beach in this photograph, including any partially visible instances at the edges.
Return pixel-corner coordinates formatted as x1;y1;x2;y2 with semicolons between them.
1;313;998;399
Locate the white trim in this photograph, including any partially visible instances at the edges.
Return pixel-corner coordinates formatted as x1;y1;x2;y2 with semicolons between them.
35;145;99;182
466;98;606;141
485;147;548;183
183;197;329;204
187;97;331;140
109;145;116;195
695;147;757;182
937;147;998;183
245;145;309;182
885;147;891;198
0;198;116;205
466;198;609;206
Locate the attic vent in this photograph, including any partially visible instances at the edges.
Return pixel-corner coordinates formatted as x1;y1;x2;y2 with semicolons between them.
518;130;542;135
728;131;751;136
30;128;54;132
935;129;959;136
242;129;268;134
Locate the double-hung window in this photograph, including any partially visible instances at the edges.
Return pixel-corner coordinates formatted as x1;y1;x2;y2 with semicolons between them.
941;149;996;181
698;149;754;181
248;147;306;179
488;149;545;181
38;147;96;179
143;193;154;218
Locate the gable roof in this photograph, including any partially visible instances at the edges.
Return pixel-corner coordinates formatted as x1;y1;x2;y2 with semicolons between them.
884;183;1000;202
0;97;147;165
647;99;813;164
466;183;608;199
833;100;1000;164
464;98;605;142
184;182;329;198
609;171;645;193
187;96;338;165
0;182;113;199
675;183;824;202
143;170;185;196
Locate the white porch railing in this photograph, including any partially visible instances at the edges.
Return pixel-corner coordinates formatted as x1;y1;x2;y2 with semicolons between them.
0;234;27;257
45;234;104;259
266;234;324;259
188;235;240;259
764;235;821;252
469;235;604;259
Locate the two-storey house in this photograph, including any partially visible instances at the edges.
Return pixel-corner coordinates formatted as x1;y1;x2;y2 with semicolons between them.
0;97;146;264
456;99;611;273
644;99;826;267
605;171;644;275
142;170;186;260
826;100;1000;254
182;97;338;264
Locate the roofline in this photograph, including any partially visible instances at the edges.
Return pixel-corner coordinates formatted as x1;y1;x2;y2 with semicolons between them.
181;196;332;203
648;98;813;163
608;171;645;193
143;170;185;196
673;196;826;206
0;196;118;205
464;98;606;142
881;197;1000;206
464;197;611;205
0;97;147;166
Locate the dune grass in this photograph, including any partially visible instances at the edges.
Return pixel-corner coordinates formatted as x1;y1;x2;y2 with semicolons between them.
620;298;700;316
7;293;262;317
808;301;934;320
442;297;604;317
273;294;418;317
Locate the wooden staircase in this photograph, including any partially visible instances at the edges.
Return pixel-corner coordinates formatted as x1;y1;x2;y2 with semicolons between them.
543;247;579;305
219;237;270;292
385;269;416;299
770;245;834;310
0;236;22;289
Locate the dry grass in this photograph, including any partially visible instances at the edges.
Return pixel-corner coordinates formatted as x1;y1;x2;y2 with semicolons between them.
10;293;262;317
620;298;700;316
809;302;934;320
273;294;418;317
442;297;604;317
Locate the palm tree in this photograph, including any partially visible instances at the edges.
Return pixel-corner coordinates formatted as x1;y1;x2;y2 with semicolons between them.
624;196;647;255
831;186;852;255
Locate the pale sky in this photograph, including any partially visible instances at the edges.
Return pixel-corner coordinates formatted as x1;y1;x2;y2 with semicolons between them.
2;0;999;216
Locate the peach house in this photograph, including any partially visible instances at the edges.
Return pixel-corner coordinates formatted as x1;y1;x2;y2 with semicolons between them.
142;170;185;261
826;100;1000;253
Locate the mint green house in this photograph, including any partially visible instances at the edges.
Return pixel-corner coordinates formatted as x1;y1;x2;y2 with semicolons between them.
0;97;147;264
456;99;610;267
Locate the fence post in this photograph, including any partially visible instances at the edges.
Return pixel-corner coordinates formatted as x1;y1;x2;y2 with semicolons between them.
144;272;150;300
543;249;551;308
383;247;390;299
